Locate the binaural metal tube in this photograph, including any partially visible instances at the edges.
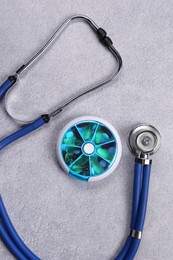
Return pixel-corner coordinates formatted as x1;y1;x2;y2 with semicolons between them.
15;15;99;76
5;14;122;124
50;45;122;117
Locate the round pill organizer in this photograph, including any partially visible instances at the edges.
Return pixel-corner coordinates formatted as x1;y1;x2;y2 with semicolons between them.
57;116;122;181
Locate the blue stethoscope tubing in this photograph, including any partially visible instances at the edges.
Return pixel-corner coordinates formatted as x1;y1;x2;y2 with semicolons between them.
0;222;28;260
115;163;151;260
0;77;15;99
0;159;151;260
0;118;43;259
0;196;40;260
0;14;152;260
0;116;47;151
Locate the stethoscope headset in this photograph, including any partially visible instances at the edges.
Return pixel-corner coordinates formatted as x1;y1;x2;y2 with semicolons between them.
0;14;161;260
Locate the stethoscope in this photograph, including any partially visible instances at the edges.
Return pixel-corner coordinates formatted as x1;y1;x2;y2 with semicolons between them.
0;14;161;260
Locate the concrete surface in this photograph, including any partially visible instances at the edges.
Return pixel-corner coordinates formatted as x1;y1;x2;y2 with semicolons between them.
0;0;173;259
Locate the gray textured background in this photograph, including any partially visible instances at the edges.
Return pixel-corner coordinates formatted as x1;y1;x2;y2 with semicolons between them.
0;1;173;259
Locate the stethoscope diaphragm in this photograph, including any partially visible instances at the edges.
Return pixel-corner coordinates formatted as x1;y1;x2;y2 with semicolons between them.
57;116;122;181
129;124;161;156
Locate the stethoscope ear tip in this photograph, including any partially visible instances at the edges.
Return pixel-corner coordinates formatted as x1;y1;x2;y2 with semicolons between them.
129;124;161;157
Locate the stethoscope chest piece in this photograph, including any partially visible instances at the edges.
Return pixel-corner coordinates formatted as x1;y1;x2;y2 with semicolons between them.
57;116;122;181
129;124;161;156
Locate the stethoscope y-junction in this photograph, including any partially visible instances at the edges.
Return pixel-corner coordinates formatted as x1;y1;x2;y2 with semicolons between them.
0;14;161;260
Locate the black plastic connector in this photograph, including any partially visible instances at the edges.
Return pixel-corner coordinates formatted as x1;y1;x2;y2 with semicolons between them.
97;28;113;48
102;37;113;47
16;65;26;75
8;75;17;84
97;28;107;40
41;114;50;123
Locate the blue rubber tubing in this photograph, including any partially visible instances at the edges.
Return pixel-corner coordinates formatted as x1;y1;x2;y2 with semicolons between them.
130;163;143;230
124;239;140;260
0;221;28;260
0;117;45;150
0;196;40;260
115;237;132;260
0;117;45;258
115;163;143;260
0;78;14;99
124;164;151;260
134;165;151;231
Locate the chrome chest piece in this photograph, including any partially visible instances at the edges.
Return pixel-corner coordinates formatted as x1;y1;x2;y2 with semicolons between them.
129;124;161;158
